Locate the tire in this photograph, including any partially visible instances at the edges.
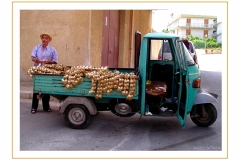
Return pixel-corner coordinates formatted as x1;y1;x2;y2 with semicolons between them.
110;99;137;117
65;104;91;129
190;103;217;127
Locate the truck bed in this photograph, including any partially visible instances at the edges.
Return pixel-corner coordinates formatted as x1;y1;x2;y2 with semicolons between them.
33;69;139;100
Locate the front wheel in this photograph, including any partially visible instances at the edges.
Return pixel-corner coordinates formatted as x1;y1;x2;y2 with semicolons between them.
65;104;92;129
190;103;217;127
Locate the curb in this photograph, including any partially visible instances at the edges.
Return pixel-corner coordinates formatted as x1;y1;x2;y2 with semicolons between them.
20;91;33;99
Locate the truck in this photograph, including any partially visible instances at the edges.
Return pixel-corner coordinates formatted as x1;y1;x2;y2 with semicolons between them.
31;31;218;129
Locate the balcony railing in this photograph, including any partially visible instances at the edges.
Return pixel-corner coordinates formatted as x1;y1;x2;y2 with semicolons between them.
213;21;218;28
211;31;222;37
213;19;217;24
171;33;205;39
168;23;214;31
213;20;222;28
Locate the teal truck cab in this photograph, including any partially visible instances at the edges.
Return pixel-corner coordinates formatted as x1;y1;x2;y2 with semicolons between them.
32;32;218;129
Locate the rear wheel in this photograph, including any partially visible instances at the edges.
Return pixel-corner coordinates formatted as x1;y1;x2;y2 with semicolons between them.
190;103;217;127
65;104;91;129
110;99;137;117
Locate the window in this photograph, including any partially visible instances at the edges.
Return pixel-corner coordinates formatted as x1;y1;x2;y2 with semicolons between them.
150;39;173;61
176;40;195;68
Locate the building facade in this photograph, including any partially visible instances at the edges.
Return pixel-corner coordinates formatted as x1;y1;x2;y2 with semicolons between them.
166;14;217;39
20;10;152;82
212;12;222;42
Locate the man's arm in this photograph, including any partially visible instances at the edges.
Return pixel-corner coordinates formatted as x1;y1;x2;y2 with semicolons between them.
49;47;58;64
31;57;42;63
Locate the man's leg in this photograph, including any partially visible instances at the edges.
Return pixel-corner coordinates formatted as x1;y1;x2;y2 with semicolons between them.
42;94;51;111
31;93;39;113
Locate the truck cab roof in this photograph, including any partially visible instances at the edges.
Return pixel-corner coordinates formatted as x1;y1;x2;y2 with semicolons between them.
144;32;179;39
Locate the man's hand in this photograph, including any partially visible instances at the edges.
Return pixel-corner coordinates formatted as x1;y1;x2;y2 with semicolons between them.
42;59;49;63
42;59;56;64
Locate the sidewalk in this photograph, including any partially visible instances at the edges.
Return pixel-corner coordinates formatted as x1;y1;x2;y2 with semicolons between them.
195;49;206;55
20;85;33;99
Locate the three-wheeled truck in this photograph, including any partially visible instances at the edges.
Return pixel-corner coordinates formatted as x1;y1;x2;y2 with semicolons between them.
31;32;218;129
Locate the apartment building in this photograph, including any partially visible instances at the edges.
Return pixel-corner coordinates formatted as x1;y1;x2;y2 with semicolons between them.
212;12;222;42
167;14;217;40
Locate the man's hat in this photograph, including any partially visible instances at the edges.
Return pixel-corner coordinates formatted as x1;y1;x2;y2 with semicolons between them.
40;33;52;41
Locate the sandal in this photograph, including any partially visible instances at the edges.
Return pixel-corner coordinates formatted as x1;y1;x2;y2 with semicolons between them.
47;108;52;112
31;109;36;114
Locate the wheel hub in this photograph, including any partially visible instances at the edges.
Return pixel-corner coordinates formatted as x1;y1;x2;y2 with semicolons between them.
69;108;85;125
115;103;132;115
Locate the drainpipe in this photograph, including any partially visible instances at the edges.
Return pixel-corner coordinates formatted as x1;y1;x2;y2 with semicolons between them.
129;10;134;68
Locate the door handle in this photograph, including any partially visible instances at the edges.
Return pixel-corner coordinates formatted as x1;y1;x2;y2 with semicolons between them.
185;80;191;84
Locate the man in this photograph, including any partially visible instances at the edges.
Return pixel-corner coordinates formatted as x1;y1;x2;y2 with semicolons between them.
30;33;58;114
182;39;190;50
182;39;198;63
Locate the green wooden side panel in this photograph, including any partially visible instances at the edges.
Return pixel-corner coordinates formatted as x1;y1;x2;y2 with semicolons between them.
33;74;139;99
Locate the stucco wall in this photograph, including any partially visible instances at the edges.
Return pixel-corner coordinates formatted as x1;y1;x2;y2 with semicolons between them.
90;10;103;67
118;10;152;68
20;10;97;82
118;10;131;68
20;10;152;82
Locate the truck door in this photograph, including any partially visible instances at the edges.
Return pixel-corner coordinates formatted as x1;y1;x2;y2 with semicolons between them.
175;40;190;126
134;31;141;72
